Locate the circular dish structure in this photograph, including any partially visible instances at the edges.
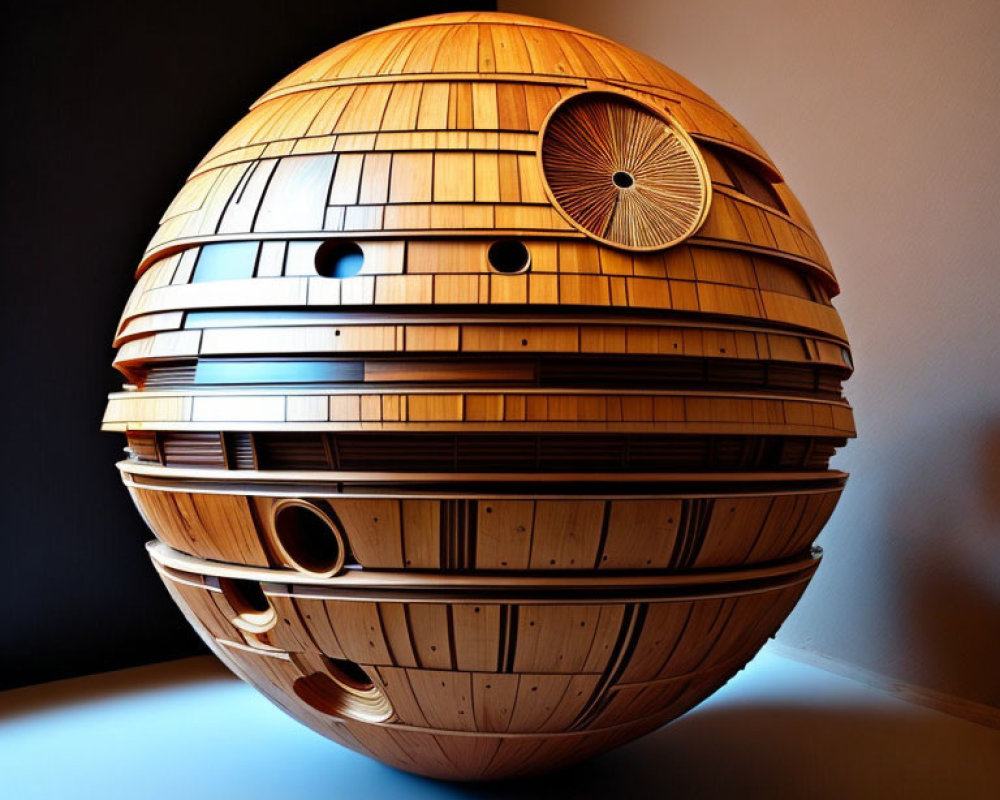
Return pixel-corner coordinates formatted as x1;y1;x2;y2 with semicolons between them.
103;11;855;781
540;92;710;250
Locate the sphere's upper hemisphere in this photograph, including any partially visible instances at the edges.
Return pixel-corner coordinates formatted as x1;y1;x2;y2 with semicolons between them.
257;12;768;168
107;12;853;452
139;13;832;288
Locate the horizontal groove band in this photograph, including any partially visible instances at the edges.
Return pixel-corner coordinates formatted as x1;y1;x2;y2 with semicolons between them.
151;541;819;596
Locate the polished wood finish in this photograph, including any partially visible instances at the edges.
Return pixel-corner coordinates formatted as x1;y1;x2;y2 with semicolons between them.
132;487;841;573
103;11;855;780
153;544;817;780
539;92;711;250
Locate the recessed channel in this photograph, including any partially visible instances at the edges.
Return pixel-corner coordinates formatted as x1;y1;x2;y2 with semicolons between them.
314;240;364;278
218;578;276;634
270;500;346;577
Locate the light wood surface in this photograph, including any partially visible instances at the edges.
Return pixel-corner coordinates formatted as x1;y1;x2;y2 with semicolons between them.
133;486;841;573
103;11;855;780
154;545;817;779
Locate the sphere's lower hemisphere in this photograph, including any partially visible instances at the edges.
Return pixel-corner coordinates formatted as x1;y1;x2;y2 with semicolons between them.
153;542;819;780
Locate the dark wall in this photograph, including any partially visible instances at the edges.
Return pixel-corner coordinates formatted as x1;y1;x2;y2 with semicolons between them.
0;0;494;691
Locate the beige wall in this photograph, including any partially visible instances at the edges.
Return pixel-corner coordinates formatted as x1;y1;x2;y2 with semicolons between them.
502;0;1000;709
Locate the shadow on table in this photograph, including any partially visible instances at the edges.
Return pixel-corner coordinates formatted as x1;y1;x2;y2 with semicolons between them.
436;702;999;800
2;657;997;799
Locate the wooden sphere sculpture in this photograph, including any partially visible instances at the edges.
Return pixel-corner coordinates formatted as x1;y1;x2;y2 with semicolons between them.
103;12;855;780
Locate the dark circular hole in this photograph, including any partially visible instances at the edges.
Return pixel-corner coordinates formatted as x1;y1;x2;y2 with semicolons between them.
314;240;364;278
612;170;634;189
487;239;530;274
325;657;374;691
273;503;343;575
291;656;392;722
218;578;270;616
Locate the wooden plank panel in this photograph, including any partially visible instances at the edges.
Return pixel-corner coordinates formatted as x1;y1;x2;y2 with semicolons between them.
327;153;364;205
329;499;403;568
433;153;475;202
376;604;418;668
617;601;692;683
263;593;319;653
321;601;393;664
416;82;450;129
695;496;775;567
600;500;682;569
507;674;594;732
381;82;423;131
401;500;440;568
529;501;605;569
406;670;476;731
254;155;336;232
452;604;501;672
513;605;605;673
333;83;392;133
373;666;426;724
388;152;433;203
476;501;533;569
358;153;392;204
474;152;501;202
472;673;518;732
160;575;236;641
406;603;454;670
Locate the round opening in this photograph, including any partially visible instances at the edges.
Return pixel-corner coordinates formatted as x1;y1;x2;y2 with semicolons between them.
271;501;345;577
612;170;635;189
487;239;530;274
218;578;276;634
292;658;393;723
324;656;374;691
314;240;364;278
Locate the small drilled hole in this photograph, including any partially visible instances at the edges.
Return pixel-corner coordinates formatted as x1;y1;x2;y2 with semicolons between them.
488;239;530;274
314;240;364;278
612;170;634;189
273;502;344;576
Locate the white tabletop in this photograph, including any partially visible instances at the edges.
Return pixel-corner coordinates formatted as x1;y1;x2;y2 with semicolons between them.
1;644;996;799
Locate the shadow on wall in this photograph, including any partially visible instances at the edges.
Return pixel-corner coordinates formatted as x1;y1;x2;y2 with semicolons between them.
980;422;1000;519
894;416;1000;710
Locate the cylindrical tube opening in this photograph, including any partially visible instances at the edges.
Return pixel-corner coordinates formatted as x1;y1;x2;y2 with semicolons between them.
292;657;392;723
325;656;374;692
218;577;276;634
270;500;345;577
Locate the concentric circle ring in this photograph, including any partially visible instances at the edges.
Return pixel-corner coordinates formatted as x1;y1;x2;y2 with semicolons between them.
539;91;711;251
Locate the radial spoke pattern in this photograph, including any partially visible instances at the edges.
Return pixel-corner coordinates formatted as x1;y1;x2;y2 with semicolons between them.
542;93;708;250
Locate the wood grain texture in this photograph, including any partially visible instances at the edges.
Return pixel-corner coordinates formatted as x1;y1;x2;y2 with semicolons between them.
130;488;842;572
154;547;816;779
104;11;855;781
